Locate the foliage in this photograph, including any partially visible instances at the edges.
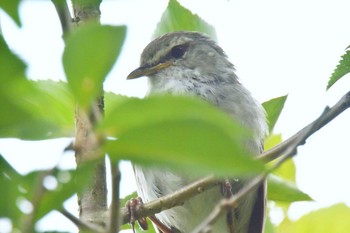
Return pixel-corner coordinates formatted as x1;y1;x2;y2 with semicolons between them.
153;0;216;39
262;95;287;133
0;0;349;232
63;24;126;108
327;47;350;90
277;204;350;233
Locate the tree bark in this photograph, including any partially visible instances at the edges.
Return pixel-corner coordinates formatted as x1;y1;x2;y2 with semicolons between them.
70;0;108;229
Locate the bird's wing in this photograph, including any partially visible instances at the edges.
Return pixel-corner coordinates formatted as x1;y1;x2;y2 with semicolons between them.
247;182;266;233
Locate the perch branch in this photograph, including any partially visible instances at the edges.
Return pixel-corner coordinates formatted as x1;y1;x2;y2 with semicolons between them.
258;91;350;162
121;175;218;224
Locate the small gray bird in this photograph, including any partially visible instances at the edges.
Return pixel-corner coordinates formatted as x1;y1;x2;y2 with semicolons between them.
127;31;267;233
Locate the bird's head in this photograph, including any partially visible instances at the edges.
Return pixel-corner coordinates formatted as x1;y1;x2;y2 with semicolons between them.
127;31;235;84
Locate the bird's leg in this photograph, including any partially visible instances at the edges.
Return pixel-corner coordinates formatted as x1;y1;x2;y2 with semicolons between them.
221;179;236;233
126;197;175;233
126;197;148;232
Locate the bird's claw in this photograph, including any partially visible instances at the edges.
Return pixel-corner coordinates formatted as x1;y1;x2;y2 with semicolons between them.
126;197;148;232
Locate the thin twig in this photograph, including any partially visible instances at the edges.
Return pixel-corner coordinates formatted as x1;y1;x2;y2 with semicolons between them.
51;0;73;35
258;91;350;162
121;175;218;224
59;208;105;233
108;162;121;233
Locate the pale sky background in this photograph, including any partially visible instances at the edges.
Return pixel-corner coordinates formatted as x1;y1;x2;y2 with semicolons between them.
1;0;350;232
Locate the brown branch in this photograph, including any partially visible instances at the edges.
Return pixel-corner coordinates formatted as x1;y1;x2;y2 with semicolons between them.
59;208;105;233
52;0;108;230
258;91;350;162
120;175;219;225
119;91;350;229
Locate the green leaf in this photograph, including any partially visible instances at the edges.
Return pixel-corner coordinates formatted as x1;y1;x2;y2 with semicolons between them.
262;95;288;133
265;134;296;183
267;175;312;203
0;37;75;139
273;158;296;183
35;164;94;220
0;35;26;81
102;95;264;176
154;0;216;39
0;80;75;140
264;134;282;151
0;0;22;26
121;217;157;233
264;215;276;233
277;203;350;233
327;49;350;90
104;92;133;118
28;80;75;134
102;95;245;136
63;24;126;108
0;154;22;220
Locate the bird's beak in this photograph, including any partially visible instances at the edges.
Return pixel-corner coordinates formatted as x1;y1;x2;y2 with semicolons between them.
127;61;172;79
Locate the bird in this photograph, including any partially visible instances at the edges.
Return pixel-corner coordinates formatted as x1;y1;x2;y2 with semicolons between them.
127;31;267;233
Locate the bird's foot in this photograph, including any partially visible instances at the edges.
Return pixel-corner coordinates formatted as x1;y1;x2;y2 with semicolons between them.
126;197;148;232
126;197;176;233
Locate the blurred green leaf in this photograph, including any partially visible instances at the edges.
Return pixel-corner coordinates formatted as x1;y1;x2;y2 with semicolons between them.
277;203;350;233
0;154;22;220
0;80;75;140
36;164;94;220
24;80;75;137
327;48;350;90
0;35;26;81
273;158;296;183
103;95;264;176
262;95;288;133
264;133;282;151
154;0;216;39
104;92;133;118
0;0;22;26
102;95;245;137
63;24;126;108
267;175;312;203
264;215;276;233
265;134;296;183
0;36;75;139
121;217;157;233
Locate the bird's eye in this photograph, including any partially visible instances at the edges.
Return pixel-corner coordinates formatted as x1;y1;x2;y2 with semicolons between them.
170;44;187;59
